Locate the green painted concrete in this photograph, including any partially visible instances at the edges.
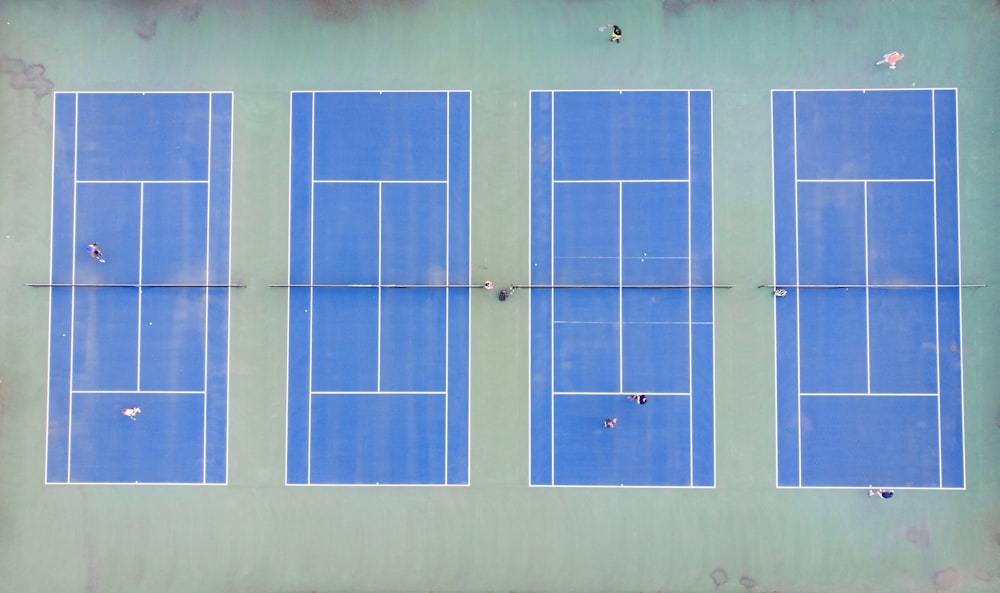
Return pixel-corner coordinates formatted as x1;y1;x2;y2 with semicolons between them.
1;1;998;591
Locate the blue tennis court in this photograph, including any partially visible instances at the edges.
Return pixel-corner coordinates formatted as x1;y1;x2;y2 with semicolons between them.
285;91;471;485
46;92;233;484
772;89;964;489
529;90;715;487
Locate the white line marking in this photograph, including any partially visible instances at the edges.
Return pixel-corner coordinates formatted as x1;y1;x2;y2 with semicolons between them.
311;391;448;396
137;183;145;391
377;182;383;393
864;182;872;394
75;179;209;184
67;92;80;482
618;181;623;395
72;390;206;395
313;179;446;184
687;90;694;486
799;392;938;397
554;179;688;184
798;178;933;183
44;92;61;482
223;91;235;485
445;92;450;483
203;93;213;483
708;89;718;486
530;88;714;93
552;391;691;397
527;91;534;486
952;89;967;487
792;91;802;487
284;91;295;483
466;91;473;485
550;91;556;485
771;90;780;488
931;90;943;488
307;92;316;484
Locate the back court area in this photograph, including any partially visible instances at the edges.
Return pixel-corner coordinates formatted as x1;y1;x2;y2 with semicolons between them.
2;1;1000;593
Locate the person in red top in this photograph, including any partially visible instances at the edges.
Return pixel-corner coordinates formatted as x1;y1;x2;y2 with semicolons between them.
876;51;904;69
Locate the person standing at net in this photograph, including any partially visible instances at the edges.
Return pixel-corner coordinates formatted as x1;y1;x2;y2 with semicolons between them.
627;394;648;405
607;23;621;44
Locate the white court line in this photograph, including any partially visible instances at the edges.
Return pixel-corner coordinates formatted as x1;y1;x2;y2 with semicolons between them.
709;89;718;487
548;92;561;483
75;179;208;184
526;91;534;486
377;182;383;393
286;482;460;488
770;91;780;488
66;94;80;483
931;90;943;488
529;483;718;489
223;91;235;486
136;183;145;391
554;255;689;260
444;92;450;484
302;89;467;94
800;392;938;397
48;481;228;487
283;92;295;483
72;390;206;395
202;93;213;483
554;179;688;184
534;88;713;93
777;484;964;491
465;90;473;486
313;179;446;184
553;391;691;397
798;178;933;183
953;90;968;486
687;90;694;486
43;92;61;483
312;391;448;396
793;91;803;487
307;92;316;484
554;320;713;325
618;181;623;396
66;90;231;95
770;87;956;93
864;182;872;394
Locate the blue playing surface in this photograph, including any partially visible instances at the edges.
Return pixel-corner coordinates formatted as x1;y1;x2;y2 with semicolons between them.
772;89;964;489
286;91;471;485
47;92;232;484
529;90;716;487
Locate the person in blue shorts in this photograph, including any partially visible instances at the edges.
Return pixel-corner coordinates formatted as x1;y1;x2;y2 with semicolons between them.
86;242;104;262
869;488;894;499
87;241;101;259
